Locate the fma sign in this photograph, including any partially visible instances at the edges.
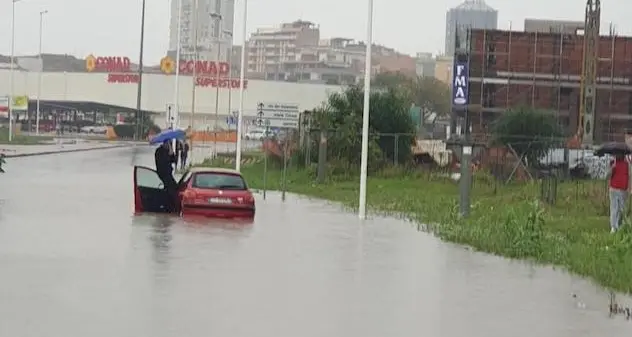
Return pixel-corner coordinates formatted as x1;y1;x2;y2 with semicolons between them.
452;62;469;105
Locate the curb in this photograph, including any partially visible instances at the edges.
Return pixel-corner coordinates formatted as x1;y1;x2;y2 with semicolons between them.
3;145;129;158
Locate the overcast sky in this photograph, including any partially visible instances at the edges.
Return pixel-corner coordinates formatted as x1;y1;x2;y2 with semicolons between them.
0;0;629;64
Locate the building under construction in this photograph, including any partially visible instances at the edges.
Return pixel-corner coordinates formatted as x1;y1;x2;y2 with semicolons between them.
465;0;632;145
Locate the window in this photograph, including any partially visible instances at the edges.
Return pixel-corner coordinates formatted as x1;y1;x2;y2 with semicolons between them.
136;167;163;189
178;171;193;187
193;173;247;190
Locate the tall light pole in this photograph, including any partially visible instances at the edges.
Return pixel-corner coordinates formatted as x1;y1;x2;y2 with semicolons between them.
9;0;21;142
135;0;146;140
210;12;222;158
235;0;247;171
358;0;374;219
223;30;234;150
36;9;48;136
189;0;199;165
173;0;183;131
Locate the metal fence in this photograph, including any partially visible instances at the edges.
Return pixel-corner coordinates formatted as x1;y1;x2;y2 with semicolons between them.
293;130;612;211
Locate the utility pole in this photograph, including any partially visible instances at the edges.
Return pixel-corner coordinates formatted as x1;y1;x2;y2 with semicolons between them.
36;10;48;136
135;0;147;140
579;0;600;146
189;0;199;165
210;12;223;158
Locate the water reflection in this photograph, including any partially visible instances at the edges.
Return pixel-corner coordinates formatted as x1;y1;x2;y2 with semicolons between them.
1;148;632;336
149;215;174;268
609;292;632;320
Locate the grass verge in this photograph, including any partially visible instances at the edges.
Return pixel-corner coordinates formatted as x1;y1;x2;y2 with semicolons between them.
200;157;632;293
0;128;53;144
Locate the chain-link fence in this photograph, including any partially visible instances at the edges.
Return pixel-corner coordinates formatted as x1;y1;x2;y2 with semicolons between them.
285;130;612;214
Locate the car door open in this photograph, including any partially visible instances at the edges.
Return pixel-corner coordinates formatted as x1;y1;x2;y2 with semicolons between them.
133;166;172;213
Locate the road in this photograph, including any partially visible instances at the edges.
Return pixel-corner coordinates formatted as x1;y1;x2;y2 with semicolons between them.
0;147;630;336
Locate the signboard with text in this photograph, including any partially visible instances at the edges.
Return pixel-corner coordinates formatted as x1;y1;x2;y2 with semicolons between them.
160;56;248;89
255;102;300;129
0;97;8;117
452;61;469;106
86;55;138;84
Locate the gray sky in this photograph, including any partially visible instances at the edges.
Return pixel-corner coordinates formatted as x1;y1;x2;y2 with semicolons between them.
0;0;629;64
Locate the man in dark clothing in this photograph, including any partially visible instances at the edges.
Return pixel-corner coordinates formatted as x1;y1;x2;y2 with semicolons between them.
181;141;189;169
175;140;183;170
155;140;178;212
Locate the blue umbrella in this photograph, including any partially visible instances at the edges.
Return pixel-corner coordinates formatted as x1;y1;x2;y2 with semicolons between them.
149;128;186;145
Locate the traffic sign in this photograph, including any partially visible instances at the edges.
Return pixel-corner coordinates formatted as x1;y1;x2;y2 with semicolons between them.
255;101;299;129
166;103;175;126
226;116;238;125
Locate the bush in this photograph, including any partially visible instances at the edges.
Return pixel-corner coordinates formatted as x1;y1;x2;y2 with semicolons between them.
113;124;135;138
308;85;416;171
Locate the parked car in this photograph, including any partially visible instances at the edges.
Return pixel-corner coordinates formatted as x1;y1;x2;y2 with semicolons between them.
244;129;274;140
133;166;255;219
80;125;107;134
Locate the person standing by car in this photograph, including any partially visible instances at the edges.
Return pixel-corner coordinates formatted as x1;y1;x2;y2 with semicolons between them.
181;140;189;169
155;140;178;211
175;140;183;170
608;153;630;233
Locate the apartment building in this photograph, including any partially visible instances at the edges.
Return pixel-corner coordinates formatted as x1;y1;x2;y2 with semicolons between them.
168;0;234;62
247;20;320;79
434;55;453;84
415;52;436;78
523;19;584;33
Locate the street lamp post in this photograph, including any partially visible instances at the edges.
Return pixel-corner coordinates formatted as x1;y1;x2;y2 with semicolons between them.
173;0;183;131
36;9;48;136
135;0;146;140
358;0;374;219
223;30;234;151
9;0;21;142
235;0;248;171
189;0;199;166
210;12;223;158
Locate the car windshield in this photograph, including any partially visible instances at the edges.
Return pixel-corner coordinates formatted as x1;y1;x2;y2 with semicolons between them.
192;172;247;190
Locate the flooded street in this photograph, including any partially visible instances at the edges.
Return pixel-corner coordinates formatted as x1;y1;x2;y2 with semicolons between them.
0;147;630;336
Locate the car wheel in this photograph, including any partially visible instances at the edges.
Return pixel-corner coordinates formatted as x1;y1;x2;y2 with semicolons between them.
245;136;250;140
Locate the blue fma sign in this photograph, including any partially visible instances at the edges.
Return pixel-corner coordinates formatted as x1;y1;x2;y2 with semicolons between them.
452;62;468;105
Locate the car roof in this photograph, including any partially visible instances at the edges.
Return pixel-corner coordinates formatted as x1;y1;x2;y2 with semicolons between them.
187;167;243;175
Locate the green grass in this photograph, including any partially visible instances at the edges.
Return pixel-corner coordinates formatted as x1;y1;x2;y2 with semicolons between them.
199;158;632;293
0;128;53;145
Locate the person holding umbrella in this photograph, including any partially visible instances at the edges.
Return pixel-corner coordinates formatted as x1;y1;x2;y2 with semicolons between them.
150;129;186;212
599;142;632;233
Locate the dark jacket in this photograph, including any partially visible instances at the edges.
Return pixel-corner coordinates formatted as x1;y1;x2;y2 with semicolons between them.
155;146;176;178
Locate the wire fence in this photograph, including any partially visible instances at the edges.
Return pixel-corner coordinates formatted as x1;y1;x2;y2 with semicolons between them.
287;130;615;210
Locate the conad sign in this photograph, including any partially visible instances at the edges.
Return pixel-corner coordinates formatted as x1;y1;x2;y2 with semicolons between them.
86;55;138;84
160;57;248;89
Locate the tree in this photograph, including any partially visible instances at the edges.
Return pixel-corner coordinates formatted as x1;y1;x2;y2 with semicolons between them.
311;84;415;169
490;107;563;166
373;72;451;117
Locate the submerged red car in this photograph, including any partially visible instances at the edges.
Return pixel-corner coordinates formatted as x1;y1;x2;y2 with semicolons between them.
134;166;255;218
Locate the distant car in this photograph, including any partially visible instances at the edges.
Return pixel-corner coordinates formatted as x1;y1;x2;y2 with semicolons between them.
80;125;107;134
244;129;273;140
133;166;255;219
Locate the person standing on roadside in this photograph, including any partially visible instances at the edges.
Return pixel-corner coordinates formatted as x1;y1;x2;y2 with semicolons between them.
181;140;189;169
607;153;630;233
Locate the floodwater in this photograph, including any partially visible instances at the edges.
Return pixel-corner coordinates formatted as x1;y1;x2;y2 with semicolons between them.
0;146;630;336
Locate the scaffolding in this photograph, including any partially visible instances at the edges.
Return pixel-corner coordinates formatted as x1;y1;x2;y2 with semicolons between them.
578;0;600;146
468;23;632;143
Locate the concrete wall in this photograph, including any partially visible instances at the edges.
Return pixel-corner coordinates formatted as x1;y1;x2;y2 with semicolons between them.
0;69;342;127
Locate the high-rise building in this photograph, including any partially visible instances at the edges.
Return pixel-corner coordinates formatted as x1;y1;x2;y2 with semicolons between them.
168;0;235;62
444;0;497;55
